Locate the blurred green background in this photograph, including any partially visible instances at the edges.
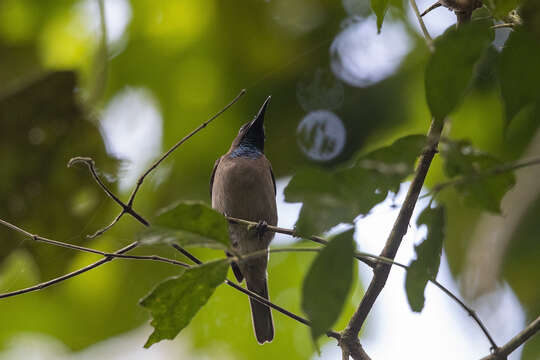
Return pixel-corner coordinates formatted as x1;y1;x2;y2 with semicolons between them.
0;0;539;359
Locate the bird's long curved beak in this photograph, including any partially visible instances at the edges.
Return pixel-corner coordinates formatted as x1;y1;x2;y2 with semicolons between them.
249;96;271;130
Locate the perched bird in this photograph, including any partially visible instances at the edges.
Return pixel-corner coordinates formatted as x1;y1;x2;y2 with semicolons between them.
210;97;277;344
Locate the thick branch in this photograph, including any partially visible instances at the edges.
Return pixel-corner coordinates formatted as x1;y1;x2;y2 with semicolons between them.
480;316;540;360
339;119;444;356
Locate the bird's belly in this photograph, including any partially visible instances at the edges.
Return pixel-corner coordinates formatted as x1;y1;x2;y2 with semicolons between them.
212;159;277;226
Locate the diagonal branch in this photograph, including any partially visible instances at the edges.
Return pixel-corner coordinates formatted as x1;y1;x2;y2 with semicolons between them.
0;242;138;299
480;316;540;360
68;157;149;227
126;89;246;209
339;119;444;357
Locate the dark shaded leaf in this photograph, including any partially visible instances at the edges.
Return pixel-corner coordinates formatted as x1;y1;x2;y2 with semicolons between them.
440;139;515;213
301;229;355;346
371;0;390;33
405;205;445;312
499;27;540;127
285;135;426;236
425;21;492;121
149;201;230;249
140;260;229;348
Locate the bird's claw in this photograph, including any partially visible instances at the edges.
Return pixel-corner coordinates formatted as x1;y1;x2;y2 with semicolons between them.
255;220;268;238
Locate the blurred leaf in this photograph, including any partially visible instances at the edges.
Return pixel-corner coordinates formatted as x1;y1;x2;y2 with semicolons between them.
499;27;540;126
140;259;228;348
285;135;426;236
371;0;390;33
522;0;540;38
150;201;230;249
425;21;492;121
440;139;515;213
486;0;522;18
0;71;114;278
301;229;355;346
405;205;445;312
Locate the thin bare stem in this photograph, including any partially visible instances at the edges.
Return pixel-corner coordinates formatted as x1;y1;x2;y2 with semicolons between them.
126;89;246;208
480;316;540;360
421;2;442;16
0;218;189;268
423;156;540;199
0;242;138;299
68;157;149;227
226;216;376;268
492;23;515;30
410;0;434;51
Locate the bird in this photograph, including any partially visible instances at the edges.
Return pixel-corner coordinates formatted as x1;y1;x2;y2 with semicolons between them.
210;96;277;344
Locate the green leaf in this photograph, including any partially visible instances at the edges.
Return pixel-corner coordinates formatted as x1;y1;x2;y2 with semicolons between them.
440;139;516;213
140;260;229;348
405;205;445;312
425;21;492;121
499;27;540;127
486;0;521;18
285;135;426;236
371;0;390;33
301;229;355;346
148;201;230;249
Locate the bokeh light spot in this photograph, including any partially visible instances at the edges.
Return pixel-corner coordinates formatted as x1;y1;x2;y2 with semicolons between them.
331;17;411;87
297;110;346;161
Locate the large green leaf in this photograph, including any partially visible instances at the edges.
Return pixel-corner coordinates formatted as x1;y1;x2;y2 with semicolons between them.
285;135;426;236
499;27;540;127
371;0;390;33
425;21;492;121
301;229;355;346
140;260;229;348
440;139;516;213
405;205;445;312
147;201;230;249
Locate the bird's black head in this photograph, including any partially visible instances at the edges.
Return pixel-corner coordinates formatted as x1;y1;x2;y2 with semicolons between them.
231;96;270;154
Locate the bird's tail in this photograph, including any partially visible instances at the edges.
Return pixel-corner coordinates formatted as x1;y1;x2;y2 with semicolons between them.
245;274;274;344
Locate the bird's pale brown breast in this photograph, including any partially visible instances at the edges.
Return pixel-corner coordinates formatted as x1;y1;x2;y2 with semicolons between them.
211;155;277;225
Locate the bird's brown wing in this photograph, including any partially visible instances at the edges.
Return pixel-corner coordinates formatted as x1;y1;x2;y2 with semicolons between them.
209;156;221;198
269;162;276;195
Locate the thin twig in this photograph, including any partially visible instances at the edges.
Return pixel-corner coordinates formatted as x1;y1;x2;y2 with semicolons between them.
423;156;540;199
76;89;246;239
226;216;376;268
492;23;515;30
479;316;540;360
0;242;138;299
0;218;189;268
126;89;246;209
421;1;442;17
410;0;434;51
68;157;149;227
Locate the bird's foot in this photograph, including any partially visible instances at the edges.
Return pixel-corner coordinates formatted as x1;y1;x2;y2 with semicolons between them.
255;220;268;239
